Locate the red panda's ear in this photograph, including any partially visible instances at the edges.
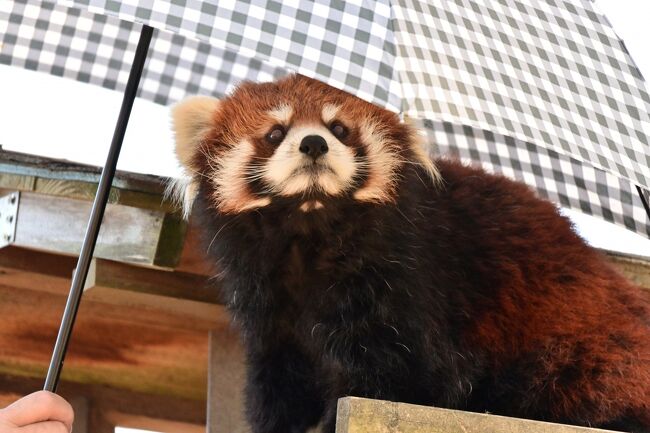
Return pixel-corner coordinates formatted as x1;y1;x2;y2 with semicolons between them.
171;96;220;170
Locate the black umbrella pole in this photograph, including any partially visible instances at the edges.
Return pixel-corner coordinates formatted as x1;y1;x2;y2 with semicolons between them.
44;24;153;393
637;185;650;221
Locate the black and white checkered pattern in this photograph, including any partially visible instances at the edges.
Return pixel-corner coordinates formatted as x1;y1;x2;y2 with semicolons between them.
57;0;403;111
0;0;289;104
393;0;650;195
1;1;140;91
418;119;650;237
1;0;649;237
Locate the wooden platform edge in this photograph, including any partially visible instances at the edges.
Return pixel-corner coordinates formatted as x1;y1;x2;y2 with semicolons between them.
335;397;620;433
604;250;650;290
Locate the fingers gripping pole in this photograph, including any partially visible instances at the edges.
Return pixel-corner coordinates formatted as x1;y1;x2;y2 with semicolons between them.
44;25;154;392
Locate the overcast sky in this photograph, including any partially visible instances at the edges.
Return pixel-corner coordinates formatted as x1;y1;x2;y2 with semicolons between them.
0;1;648;259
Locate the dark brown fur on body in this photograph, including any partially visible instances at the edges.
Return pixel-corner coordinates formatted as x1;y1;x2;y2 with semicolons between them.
175;75;650;433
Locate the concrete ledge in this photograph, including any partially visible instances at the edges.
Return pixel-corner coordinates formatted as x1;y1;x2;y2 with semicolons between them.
336;397;619;433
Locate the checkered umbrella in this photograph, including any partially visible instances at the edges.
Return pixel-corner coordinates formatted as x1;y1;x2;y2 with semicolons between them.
1;0;649;391
2;0;650;237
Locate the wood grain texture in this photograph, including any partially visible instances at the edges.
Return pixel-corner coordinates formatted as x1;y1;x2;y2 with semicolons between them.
207;328;249;433
336;397;621;433
0;373;206;428
0;283;211;399
1;150;189;266
0;150;167;195
606;250;650;292
12;192;171;266
0;258;226;332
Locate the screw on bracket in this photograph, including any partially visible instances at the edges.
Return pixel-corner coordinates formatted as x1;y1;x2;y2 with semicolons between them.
0;192;19;248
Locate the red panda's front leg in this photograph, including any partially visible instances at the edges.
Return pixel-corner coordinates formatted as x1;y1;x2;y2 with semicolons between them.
243;342;325;433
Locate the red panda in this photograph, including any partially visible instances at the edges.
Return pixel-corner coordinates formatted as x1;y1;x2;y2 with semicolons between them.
172;74;650;433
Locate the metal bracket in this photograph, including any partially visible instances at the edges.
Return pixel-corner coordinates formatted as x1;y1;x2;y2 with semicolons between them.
0;191;19;248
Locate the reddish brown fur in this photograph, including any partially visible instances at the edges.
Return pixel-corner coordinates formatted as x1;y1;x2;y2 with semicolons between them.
437;161;650;425
175;75;650;433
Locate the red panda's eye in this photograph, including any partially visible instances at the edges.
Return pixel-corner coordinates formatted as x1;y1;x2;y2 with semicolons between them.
266;126;286;145
330;122;348;139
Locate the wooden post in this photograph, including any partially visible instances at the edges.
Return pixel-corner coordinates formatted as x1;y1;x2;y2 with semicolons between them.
70;396;89;433
89;408;117;433
207;327;249;433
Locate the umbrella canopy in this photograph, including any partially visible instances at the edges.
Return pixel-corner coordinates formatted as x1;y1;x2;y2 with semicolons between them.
2;0;649;236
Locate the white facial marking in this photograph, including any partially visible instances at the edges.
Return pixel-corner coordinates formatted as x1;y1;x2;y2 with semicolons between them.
299;200;324;212
212;140;271;213
262;124;357;196
237;196;272;211
267;104;293;125
321;104;340;124
354;120;401;203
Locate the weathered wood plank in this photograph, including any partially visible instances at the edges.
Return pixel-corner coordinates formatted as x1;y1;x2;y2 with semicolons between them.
0;151;187;265
34;177;117;203
175;219;213;275
83;286;224;328
85;257;216;304
10;191;189;267
0;373;206;426
0;173;35;191
0;150;167;195
107;412;204;433
605;250;650;290
0;173;178;213
0;283;211;399
0;246;216;303
154;211;190;268
70;397;89;433
336;397;620;433
207;328;249;433
0;248;225;332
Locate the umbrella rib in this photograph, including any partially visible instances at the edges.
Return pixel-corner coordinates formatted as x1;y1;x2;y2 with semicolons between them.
43;24;154;393
636;185;650;222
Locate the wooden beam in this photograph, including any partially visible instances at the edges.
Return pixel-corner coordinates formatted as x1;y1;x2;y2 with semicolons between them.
107;412;204;433
83;286;225;330
0;282;212;399
0;151;189;267
10;191;185;267
0;246;214;301
0;392;22;409
0;247;222;331
5;190;187;268
207;329;248;433
0;373;206;426
84;256;216;304
605;250;650;291
70;397;89;433
0;166;176;214
0;150;168;196
175;218;213;275
336;397;615;433
32;177;177;213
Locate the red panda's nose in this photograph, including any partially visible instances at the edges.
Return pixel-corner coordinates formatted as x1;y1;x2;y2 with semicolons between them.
299;135;329;159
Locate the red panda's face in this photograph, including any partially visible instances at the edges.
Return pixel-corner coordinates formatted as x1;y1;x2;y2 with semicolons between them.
172;75;437;214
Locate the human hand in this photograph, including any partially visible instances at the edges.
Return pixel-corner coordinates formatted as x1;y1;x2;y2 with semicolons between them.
0;391;74;433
